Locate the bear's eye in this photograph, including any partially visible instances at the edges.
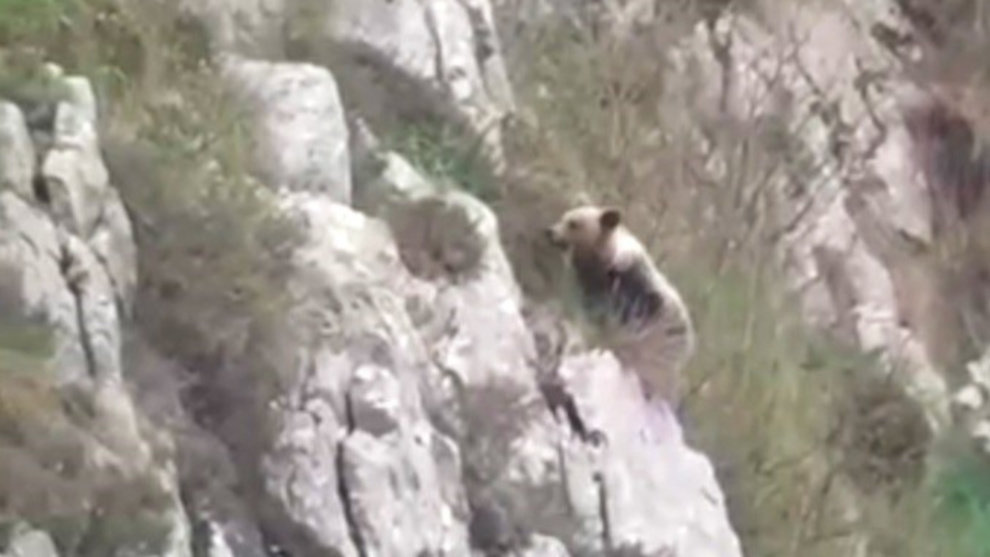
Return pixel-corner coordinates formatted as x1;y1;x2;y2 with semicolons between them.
566;220;580;231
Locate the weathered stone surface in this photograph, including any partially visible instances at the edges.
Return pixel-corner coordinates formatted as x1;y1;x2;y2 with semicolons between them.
221;56;352;203
245;193;470;557
292;0;515;172
42;93;110;238
36;76;136;309
0;102;36;200
0;191;84;383
555;351;741;557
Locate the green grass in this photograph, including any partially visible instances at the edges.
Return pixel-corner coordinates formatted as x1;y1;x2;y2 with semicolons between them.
927;438;990;557
0;0;77;41
0;321;54;378
385;119;500;201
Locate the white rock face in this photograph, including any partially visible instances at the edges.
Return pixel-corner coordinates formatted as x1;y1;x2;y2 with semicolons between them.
184;0;515;172
221;56;352;203
39;78;136;309
0;102;36;200
252;194;472;557
42;92;111;239
295;0;515;172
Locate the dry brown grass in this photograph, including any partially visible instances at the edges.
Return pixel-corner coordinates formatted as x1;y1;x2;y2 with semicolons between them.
0;373;177;556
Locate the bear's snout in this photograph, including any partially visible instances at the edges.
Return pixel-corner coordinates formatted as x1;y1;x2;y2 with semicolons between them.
544;227;567;249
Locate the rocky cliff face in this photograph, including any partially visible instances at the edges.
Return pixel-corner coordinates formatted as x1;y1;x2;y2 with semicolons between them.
5;0;989;554
0;1;745;556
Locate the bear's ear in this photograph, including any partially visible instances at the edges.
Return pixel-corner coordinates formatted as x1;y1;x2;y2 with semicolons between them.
600;208;622;230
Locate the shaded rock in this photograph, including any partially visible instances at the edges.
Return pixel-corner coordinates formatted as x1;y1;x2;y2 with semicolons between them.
123;337;269;557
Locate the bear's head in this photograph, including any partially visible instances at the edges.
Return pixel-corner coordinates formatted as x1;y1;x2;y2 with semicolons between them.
544;205;623;254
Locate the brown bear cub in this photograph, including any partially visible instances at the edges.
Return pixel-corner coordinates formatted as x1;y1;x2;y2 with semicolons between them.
545;205;696;440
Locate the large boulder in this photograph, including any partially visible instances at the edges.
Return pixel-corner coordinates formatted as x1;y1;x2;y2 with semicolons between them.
220;56;353;203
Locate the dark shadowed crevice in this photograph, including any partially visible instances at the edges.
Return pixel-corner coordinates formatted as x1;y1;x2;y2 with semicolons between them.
538;378;606;446
904;99;990;225
60;245;97;379
593;471;612;553
336;391;367;557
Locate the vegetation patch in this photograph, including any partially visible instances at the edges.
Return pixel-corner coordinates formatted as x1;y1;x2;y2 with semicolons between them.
491;2;990;556
385;118;500;202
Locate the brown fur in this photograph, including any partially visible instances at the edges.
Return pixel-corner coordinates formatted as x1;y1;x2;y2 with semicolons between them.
545;205;696;404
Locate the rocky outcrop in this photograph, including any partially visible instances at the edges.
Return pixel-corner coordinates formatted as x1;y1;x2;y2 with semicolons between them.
220;55;352;203
180;0;516;174
0;70;190;557
290;0;515;172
